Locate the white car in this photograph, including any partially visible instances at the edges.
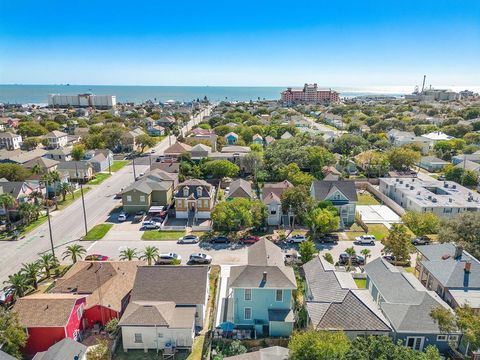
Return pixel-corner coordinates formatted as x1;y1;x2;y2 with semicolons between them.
189;253;212;264
156;252;182;265
139;172;145;177
150;149;156;154
142;220;161;229
118;212;128;222
178;235;200;244
287;234;307;243
355;234;376;245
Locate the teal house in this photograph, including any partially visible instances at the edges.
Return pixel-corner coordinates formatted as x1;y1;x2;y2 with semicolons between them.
226;239;297;337
225;132;239;145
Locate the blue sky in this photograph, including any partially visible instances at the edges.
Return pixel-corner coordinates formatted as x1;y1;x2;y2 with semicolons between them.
0;0;479;88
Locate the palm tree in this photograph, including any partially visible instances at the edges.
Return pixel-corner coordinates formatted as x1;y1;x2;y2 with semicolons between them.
28;190;44;206
62;244;86;264
345;246;357;270
21;262;40;290
30;164;43;176
58;182;73;202
49;171;61;210
140;246;159;266
120;248;138;261
40;173;52;204
38;253;58;278
18;202;39;225
4;272;30;299
0;193;16;229
360;249;371;264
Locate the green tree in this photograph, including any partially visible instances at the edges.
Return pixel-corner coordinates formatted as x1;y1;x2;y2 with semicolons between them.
17;122;47;137
382;223;412;265
58;182;74;202
21;137;39;151
0;163;31;181
387;147;421;171
211;198;259;232
136;134;157;153
323;253;334;264
307;146;336;177
141;246;159;266
280;186;313;228
0;307;28;359
360;249;371;264
332;134;370;155
38;253;57;278
299;240;317;264
71;143;86;161
87;339;110;360
120;248;138;261
4;272;30;299
21;262;40;290
437;212;480;259
278;163;314;187
289;330;350;360
203;160;240;178
0;193;15;227
62;244;87;264
306;207;340;239
345;246;357;269
401;211;439;236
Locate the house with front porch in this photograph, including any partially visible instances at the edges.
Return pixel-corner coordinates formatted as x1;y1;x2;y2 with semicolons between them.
45;131;68;149
225;240;296;337
173;179;214;219
310;179;357;228
262;180;293;226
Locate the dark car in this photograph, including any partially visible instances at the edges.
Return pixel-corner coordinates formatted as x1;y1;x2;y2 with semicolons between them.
0;287;14;307
412;236;431;246
240;235;260;244
338;253;365;266
318;234;339;244
133;211;146;223
211;236;230;243
382;255;396;264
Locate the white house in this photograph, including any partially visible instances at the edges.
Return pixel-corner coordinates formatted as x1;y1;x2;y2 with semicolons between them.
262;181;293;226
0;132;22;150
45;130;68;149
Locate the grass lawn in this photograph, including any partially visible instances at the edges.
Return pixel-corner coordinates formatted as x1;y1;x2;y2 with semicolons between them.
142;230;186;240
357;192;380;205
57;187;91;210
82;223;113;240
346;223;390;241
20;215;48;236
88;173;111;185
354;278;367;288
109;160;129;172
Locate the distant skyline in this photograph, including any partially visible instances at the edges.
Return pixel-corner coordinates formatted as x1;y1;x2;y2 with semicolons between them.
1;0;479;89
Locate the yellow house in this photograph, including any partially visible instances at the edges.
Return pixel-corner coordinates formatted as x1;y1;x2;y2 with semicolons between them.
174;179;214;219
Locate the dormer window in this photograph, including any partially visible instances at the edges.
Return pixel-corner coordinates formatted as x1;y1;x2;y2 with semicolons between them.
196;186;203;197
183;187;189;197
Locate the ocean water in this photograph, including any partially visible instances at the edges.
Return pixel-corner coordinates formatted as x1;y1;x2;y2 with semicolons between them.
0;84;406;105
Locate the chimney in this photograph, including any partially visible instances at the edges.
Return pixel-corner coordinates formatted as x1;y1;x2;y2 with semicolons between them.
454;245;463;260
465;261;472;273
262;271;267;283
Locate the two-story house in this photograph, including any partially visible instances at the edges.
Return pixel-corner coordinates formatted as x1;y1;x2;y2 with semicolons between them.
173;179;214;219
0;132;22;150
415;244;480;313
45;131;68;149
310;179;357;228
262;181;293;226
225;132;239;145
225;240;297;337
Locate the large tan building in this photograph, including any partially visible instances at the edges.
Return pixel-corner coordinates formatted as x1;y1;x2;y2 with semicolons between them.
174;179;214;219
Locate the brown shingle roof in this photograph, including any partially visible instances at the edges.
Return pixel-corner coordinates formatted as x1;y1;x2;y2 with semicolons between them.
164;142;192;155
119;301;195;328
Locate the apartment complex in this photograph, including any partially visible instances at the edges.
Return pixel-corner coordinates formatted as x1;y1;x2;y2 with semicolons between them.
48;93;116;109
379;178;480;216
281;83;339;104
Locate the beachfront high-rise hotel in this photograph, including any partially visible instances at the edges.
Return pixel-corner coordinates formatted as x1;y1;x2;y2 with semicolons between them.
281;83;339;105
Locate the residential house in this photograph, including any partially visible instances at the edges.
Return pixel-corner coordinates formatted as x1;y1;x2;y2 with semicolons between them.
224;347;289;360
45;131;68;149
24;157;59;173
310;179;357;228
189;143;211;160
225;239;297;337
265;136;275;146
280;131;292;140
33;338;88;360
189;129;217;151
173;179;214;219
0;132;22;150
57;161;94;182
50;261;144;328
454;159;480;178
303;255;391;337
252;134;264;146
365;258;459;353
418;156;449;172
262;180;293;226
415;244;480;312
124;128;145;152
322;113;346;130
421;131;454;149
147;125;165;136
121;169;177;213
119;265;209;351
156;115;176;127
452;152;480;166
13;294;87;356
87;150;113;173
0;148;47;164
227;179;253;200
150;161;180;174
44;147;73;162
163;142;192;161
225;132;239;145
387;129;430;154
0;179;43;206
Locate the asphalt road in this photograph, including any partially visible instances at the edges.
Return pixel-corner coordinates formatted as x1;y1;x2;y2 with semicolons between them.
0;106;212;282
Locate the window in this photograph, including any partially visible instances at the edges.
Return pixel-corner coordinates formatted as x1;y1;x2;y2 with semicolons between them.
448;335;459;342
276;289;283;302
76;303;84;320
139;195;145;203
158;333;164;338
134;333;143;343
406;337;424;351
244;307;252;320
437;335;447;341
126;195;132;202
270;210;277;215
244;289;252;301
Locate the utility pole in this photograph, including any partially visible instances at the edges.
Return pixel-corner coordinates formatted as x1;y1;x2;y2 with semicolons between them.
75;162;88;236
132;156;137;180
45;189;56;259
108;153;111;175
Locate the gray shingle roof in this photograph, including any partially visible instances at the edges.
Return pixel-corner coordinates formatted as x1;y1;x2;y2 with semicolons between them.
33;338;87;360
228;179;253;199
311;180;358;202
224;347;289;360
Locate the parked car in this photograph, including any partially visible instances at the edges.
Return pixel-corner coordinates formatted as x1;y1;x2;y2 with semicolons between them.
412;235;431;245
114;188;123;199
155;252;182;265
178;235;200;244
240;235;260;244
318;234;339;244
189;253;212;264
85;254;109;261
0;287;14;307
382;255;396;264
150;149;156;154
284;250;300;265
118;212;128;222
133;211;146;223
142;220;161;229
287;234;307;243
354;234;376;245
338;253;365;266
210;236;230;243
